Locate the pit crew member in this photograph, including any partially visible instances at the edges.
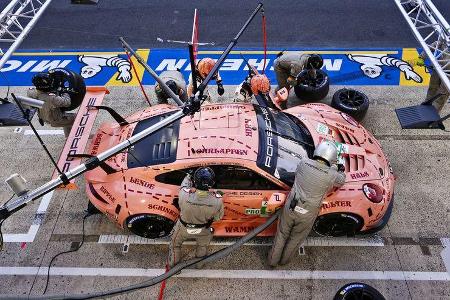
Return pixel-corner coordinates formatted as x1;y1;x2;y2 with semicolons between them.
268;140;346;267
187;57;224;101
168;167;224;268
154;70;188;104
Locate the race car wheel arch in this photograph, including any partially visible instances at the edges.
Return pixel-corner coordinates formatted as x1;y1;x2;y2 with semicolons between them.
126;213;175;239
313;212;364;237
331;88;369;122
294;69;330;102
334;282;386;300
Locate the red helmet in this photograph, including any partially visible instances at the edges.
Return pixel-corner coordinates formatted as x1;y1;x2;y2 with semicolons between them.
197;58;215;78
250;74;270;95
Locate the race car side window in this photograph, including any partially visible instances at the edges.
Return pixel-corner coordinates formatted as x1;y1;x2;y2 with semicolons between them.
213;165;280;190
155;168;196;186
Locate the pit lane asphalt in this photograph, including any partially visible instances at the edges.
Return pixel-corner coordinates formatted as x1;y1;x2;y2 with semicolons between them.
0;85;449;299
11;0;450;50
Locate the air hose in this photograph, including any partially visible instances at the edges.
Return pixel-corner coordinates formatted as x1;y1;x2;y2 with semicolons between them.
3;209;281;300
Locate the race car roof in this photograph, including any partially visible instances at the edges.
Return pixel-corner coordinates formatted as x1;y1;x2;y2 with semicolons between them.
176;103;259;162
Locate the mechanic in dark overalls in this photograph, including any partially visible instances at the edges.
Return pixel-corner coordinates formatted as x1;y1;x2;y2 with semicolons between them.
154;70;188;104
274;52;323;92
268;141;346;267
168;167;224;268
27;69;86;137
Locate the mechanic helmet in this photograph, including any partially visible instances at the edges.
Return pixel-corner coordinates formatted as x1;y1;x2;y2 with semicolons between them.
193;167;215;191
306;54;323;70
313;140;338;166
32;72;53;92
155;79;178;99
250;74;271;95
197;57;215;78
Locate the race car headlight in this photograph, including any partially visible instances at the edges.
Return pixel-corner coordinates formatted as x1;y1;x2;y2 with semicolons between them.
362;183;383;203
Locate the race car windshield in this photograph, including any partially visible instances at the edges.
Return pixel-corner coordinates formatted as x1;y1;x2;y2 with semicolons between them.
254;105;314;186
272;111;314;185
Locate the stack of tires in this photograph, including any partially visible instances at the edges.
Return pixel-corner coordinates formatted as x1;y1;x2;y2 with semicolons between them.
293;70;370;122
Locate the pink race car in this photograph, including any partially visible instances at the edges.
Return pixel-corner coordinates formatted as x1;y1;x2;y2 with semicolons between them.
85;100;395;239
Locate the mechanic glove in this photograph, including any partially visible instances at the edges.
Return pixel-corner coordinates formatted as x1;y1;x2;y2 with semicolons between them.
416;56;425;67
217;80;225;96
287;76;297;87
337;164;345;172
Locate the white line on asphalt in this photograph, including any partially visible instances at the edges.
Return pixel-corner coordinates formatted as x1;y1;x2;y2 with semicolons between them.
0;267;448;281
2;191;54;243
24;129;64;136
98;234;385;247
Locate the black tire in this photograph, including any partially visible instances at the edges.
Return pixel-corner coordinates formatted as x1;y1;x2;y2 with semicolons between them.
126;214;175;239
294;69;330;102
313;213;363;237
334;282;386;300
331;88;369;122
87;201;101;215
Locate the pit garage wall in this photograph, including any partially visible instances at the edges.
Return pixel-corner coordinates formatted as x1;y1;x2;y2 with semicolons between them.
0;48;430;87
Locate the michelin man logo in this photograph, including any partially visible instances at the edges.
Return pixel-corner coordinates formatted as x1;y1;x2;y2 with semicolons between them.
348;54;423;83
78;54;132;83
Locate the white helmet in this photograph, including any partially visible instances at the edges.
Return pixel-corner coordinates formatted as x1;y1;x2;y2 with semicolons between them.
313;141;338;166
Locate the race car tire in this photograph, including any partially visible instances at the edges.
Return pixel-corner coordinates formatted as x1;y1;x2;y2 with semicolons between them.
334;282;386;300
126;213;175;239
293;69;330;102
87;201;101;215
313;213;363;237
331;88;369;122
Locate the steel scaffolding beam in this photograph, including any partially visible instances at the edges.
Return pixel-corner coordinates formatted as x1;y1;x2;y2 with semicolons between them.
0;0;53;71
395;0;450;92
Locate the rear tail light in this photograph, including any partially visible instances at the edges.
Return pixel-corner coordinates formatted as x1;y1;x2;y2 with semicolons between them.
362;183;383;203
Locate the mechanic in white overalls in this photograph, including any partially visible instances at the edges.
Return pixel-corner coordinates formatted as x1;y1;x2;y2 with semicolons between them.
268;141;346;267
168;167;224;268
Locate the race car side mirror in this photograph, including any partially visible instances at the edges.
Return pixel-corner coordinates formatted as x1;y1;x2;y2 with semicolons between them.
266;192;286;213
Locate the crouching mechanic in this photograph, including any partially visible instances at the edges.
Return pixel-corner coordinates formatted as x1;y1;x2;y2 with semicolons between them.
187;57;224;101
168;167;224;268
234;74;287;109
268;141;346;267
154;70;188;104
274;52;323;92
27;69;86;137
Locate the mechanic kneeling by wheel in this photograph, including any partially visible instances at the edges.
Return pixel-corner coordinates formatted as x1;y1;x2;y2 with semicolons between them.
268;141;346;267
168;167;224;268
27;68;86;137
274;52;323;92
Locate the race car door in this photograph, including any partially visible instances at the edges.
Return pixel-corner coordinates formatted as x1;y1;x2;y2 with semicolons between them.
209;165;286;236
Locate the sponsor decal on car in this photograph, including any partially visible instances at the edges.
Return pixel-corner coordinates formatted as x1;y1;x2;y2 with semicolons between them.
316;123;335;137
129;177;155;189
192;148;248;155
224;226;256;233
350;171;370;180
245;208;261;215
321;201;352;210
147;204;178;218
100;186;116;203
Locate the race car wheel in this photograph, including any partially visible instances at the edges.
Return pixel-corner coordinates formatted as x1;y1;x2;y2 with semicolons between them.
334;282;386;300
313;213;363;237
87;201;101;215
331;88;369;122
294;69;330;102
126;214;175;239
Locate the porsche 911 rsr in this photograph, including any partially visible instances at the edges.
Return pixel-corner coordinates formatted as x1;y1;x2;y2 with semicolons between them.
85;102;395;238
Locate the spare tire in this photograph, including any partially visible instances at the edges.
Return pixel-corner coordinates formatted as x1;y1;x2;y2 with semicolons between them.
48;68;86;111
334;282;386;300
331;88;369;122
294;69;330;102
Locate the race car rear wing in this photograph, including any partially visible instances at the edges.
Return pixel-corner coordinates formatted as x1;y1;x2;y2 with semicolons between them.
51;86;109;189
